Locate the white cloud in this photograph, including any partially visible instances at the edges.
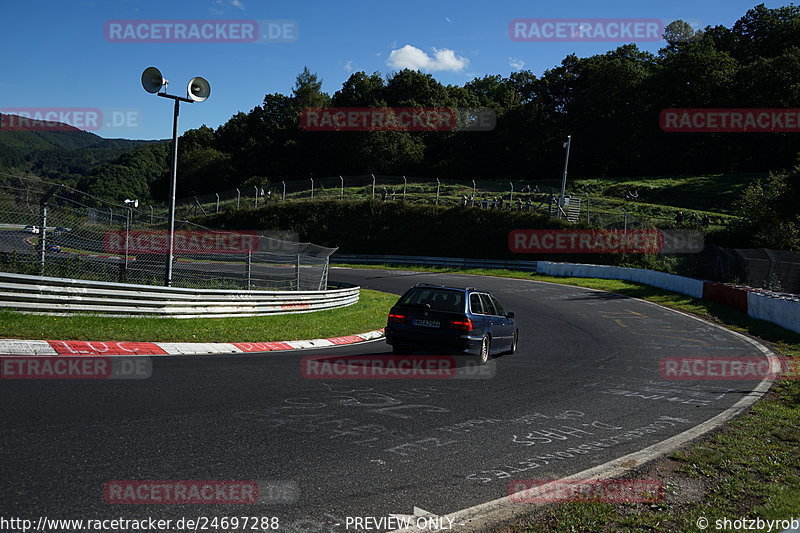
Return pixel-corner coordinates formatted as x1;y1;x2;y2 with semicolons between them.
386;45;469;72
212;0;244;11
445;17;452;24
344;60;354;73
509;57;525;70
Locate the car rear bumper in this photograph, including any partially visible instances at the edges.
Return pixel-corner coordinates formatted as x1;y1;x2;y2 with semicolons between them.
385;326;483;355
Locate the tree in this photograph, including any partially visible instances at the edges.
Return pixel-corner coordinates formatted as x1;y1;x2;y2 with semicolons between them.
732;168;800;249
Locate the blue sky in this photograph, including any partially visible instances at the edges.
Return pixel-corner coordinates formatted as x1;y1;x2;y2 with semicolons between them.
0;0;790;140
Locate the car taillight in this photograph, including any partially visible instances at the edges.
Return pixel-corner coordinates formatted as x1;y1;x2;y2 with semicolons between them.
388;313;406;324
448;318;473;331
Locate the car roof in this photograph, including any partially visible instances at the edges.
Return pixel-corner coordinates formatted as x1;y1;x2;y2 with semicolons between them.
412;283;488;293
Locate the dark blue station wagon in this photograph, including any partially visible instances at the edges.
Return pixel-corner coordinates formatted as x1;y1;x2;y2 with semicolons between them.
385;283;518;364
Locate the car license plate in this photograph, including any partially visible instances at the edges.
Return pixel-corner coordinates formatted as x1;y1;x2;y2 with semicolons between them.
412;319;440;328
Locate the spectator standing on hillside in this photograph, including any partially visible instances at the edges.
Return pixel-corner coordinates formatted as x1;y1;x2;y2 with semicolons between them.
675;211;684;224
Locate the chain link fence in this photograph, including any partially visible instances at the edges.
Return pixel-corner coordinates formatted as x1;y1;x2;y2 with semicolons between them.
174;175;569;219
700;245;800;294
0;173;336;290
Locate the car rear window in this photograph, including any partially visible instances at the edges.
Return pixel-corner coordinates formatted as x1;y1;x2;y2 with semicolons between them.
399;288;465;313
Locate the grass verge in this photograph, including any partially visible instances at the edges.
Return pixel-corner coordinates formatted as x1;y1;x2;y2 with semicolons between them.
0;288;396;342
335;264;800;532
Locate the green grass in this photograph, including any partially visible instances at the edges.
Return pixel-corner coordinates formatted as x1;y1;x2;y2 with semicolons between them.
334;264;800;532
571;173;761;215
187;173;759;227
0;288;396;342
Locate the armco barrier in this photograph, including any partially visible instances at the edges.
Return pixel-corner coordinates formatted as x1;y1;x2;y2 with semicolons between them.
535;261;705;298
331;254;538;271
0;272;359;318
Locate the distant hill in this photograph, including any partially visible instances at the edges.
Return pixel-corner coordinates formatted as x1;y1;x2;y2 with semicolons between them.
0;113;163;188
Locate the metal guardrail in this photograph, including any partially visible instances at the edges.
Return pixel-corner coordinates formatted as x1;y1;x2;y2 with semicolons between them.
331;254;538;272
0;272;359;318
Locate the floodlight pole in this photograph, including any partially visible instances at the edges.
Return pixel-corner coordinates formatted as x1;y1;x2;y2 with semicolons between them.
158;92;193;287
559;135;572;214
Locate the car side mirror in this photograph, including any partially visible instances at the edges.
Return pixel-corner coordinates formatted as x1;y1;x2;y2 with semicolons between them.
506;312;515;319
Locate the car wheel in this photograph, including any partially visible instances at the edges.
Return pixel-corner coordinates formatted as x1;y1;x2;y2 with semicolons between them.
478;335;490;365
505;331;518;355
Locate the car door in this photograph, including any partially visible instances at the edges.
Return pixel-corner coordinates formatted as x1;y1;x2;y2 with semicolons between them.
478;293;509;352
489;294;515;349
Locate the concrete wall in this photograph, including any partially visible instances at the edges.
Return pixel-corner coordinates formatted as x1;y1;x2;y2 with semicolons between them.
536;262;704;298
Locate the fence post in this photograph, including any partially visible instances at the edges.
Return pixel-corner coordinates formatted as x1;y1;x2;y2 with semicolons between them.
124;207;131;278
246;249;252;290
236;188;240;209
295;253;301;290
402;176;407;199
371;174;376;199
320;258;329;290
109;207;113;224
585;193;590;224
509;181;514;204
310;178;314;198
254;185;258;208
282;181;286;201
340;175;343;197
216;193;220;213
38;204;47;276
150;205;154;223
436;178;440;205
623;208;628;235
472;179;476;201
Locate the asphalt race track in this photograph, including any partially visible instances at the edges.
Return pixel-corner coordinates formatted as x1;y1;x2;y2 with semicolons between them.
0;268;772;532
